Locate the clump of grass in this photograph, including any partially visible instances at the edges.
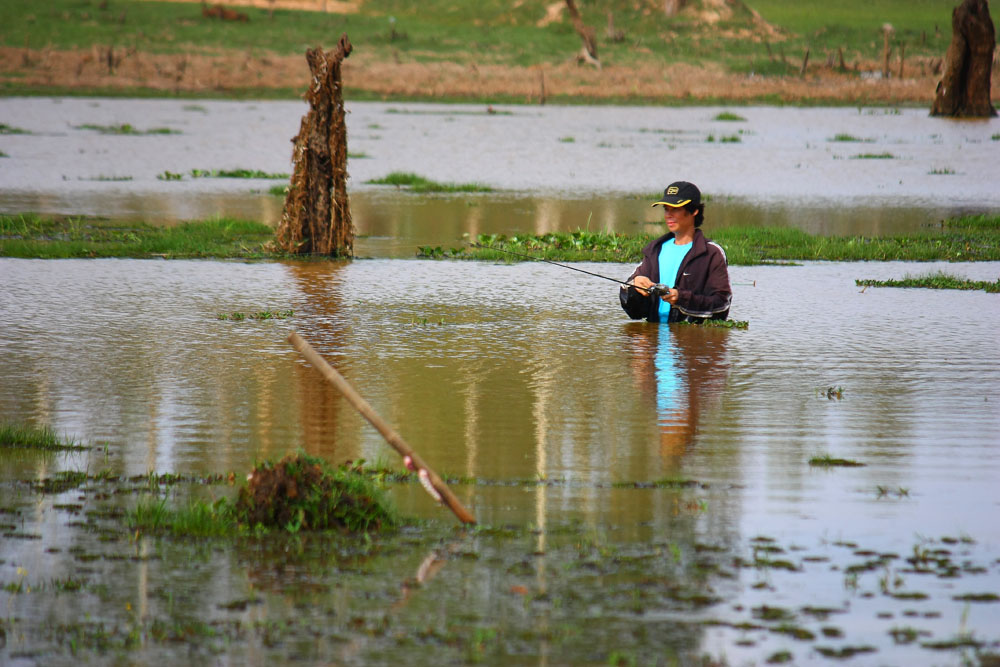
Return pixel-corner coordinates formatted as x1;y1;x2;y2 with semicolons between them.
928;167;955;175
992;133;1000;141
719;134;742;143
0;123;30;135
78;175;133;181
0;421;87;451
713;111;746;121
182;104;208;112
217;310;293;321
268;184;288;196
235;454;398;533
809;455;865;468
850;152;894;159
558;136;575;143
0;150;9;157
676;319;749;329
128;497;236;537
828;133;873;142
157;170;183;181
73;123;178;135
190;168;289;179
366;171;493;193
856;272;1000;293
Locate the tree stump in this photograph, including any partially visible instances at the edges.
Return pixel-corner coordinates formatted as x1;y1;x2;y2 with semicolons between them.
275;34;354;256
930;0;997;117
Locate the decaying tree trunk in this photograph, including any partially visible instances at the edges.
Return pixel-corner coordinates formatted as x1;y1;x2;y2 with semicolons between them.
664;0;686;16
275;34;354;256
564;0;600;69
930;0;997;117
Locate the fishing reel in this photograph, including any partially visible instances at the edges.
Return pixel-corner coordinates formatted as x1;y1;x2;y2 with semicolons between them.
648;284;671;298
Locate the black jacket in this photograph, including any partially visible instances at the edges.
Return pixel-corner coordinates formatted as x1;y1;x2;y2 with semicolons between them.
619;229;732;323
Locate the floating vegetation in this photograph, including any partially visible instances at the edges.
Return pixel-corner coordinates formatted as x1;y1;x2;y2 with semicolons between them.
0;123;30;134
819;386;844;399
815;645;877;658
719;134;742;143
928;167;956;175
850;152;895;159
856;272;1000;293
0;149;8;157
558;136;575;143
809;455;865;468
366;171;494;193
190;168;289;179
182;104;208;113
676;319;749;329
417;245;465;258
74;123;178;135
828;133;874;142
952;593;1000;603
235;454;398;533
217;310;293;321
348;151;369;159
0;421;87;451
156;170;183;181
713;111;746;121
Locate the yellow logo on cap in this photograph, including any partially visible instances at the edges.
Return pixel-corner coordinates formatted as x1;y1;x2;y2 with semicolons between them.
666;186;679;195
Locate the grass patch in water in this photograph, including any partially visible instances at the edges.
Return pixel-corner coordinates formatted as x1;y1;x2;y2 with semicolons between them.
828;133;874;142
366;171;494;193
0;421;87;451
235;454;398;534
0;214;278;259
73;123;179;135
809;455;865;468
713;111;746;121
0;123;30;134
850;152;895;159
462;214;1000;265
190;168;289;179
217;310;294;321
856;272;1000;293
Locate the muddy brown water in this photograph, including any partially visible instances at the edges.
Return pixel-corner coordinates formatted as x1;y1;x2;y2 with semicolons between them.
1;98;1000;664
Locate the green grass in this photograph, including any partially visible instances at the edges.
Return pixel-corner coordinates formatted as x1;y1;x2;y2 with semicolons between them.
0;421;87;451
0;214;278;259
0;0;956;99
0;123;30;134
828;133;873;142
850;152;895;159
366;171;493;193
462;214;1000;265
713;111;746;121
856;272;1000;293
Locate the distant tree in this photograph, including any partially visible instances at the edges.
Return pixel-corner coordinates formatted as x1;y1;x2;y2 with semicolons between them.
931;0;996;117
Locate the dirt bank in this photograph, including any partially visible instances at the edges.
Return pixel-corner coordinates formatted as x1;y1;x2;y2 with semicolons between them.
2;44;957;105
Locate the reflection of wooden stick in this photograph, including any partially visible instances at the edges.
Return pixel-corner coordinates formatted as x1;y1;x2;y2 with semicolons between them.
287;331;476;525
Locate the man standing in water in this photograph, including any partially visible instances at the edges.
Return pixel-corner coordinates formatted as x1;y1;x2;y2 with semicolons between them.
620;181;732;323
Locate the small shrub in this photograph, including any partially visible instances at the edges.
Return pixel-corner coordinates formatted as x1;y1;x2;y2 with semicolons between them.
235;454;397;533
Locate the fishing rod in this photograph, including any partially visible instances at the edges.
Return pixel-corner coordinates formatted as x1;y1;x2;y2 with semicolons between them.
469;242;671;297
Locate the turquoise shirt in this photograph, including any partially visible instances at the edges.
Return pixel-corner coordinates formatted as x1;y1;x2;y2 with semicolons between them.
657;239;693;321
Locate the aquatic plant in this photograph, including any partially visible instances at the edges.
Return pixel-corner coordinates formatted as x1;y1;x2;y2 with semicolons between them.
719;134;742;143
928;167;956;175
190;168;289;179
366;171;493;193
235;453;398;533
558;136;575;143
0;123;30;134
828;133;874;142
217;310;294;321
713;111;746;121
0;421;86;451
156;170;183;181
809;455;865;467
850;152;895;159
74;123;178;135
856;272;1000;293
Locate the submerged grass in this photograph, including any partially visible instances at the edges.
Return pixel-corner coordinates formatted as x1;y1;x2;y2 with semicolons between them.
190;168;289;179
0;421;87;451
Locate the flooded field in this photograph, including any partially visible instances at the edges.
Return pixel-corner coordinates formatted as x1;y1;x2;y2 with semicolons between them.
2;98;1000;664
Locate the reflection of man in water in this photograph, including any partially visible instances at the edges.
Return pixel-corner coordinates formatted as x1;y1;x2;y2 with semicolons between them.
620;181;732;323
625;324;730;462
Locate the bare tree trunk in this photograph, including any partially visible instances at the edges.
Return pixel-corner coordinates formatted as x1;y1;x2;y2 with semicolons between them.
564;0;600;68
664;0;686;17
275;34;354;256
931;0;997;117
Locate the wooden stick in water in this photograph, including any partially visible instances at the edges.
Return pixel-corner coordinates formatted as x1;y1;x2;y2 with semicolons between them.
287;331;476;525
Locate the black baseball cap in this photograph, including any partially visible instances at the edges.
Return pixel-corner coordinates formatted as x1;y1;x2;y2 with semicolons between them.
651;181;701;208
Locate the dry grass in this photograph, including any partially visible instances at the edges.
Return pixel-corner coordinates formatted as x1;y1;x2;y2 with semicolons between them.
0;45;947;104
